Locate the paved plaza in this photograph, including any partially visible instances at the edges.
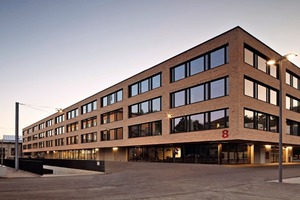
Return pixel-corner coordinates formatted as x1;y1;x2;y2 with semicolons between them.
0;162;300;199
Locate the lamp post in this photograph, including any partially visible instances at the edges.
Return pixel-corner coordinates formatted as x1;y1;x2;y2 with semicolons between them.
15;102;63;171
267;53;297;183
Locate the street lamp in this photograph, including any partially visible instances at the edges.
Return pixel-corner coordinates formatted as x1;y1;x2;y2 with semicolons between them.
267;53;297;183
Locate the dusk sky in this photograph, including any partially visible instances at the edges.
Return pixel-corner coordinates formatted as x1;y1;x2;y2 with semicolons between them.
1;0;300;138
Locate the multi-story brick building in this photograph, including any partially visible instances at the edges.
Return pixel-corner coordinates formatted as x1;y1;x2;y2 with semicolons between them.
22;26;300;164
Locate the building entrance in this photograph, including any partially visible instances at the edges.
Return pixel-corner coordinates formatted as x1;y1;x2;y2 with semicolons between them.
221;143;248;164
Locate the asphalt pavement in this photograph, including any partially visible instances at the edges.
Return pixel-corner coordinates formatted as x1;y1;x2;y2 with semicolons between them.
0;162;300;199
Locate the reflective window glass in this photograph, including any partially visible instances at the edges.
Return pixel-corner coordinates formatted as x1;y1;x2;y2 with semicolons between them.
257;56;267;73
152;74;161;89
270;89;277;105
140;123;150;137
210;110;225;129
257;85;267;102
108;94;115;105
210;48;225;68
174;64;185;81
286;72;291;85
257;112;267;130
152;121;162;136
173;91;185;107
102;97;108;107
210;79;225;99
190;56;204;75
269;64;277;78
244;79;254;97
189;114;204;131
293;76;298;89
292;99;298;112
130;105;138;117
244;48;254;66
244;110;254;129
140;101;149;114
190;85;204;103
152;98;161;112
141;79;149;93
117;90;123;101
131;84;138;97
269;116;278;132
286;96;291;110
173;117;186;133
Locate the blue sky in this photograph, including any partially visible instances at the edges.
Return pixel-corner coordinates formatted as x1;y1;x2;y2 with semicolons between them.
1;0;300;138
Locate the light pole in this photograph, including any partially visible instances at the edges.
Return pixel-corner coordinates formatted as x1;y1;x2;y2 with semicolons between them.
267;53;297;183
15;102;19;171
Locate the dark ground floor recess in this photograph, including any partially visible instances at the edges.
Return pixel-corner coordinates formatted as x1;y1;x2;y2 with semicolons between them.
24;141;300;165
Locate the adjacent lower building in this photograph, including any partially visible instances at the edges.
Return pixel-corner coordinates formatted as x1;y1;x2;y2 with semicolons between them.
22;26;300;164
1;135;22;160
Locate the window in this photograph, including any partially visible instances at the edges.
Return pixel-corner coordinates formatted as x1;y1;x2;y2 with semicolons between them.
171;77;229;108
81;100;97;114
210;79;226;99
66;122;79;132
55;126;65;135
55;138;64;146
171;109;228;133
244;77;278;105
244;108;278;132
190;56;204;76
46;119;53;127
81;116;97;129
171;45;228;82
129;73;161;97
66;136;78;145
101;128;123;141
46;130;54;137
244;45;277;78
286;71;300;90
129;121;162;138
244;48;254;66
67;108;78;120
81;132;97;143
286;95;300;113
39;123;45;130
101;90;123;107
286;119;300;136
55;115;64;124
210;47;226;69
257;85;267;102
129;97;161;118
101;108;123;124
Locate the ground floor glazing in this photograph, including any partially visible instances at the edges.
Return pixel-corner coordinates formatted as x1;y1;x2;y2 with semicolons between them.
24;142;299;164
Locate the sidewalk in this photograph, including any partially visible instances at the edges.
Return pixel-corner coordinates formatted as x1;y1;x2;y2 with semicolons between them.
0;165;39;178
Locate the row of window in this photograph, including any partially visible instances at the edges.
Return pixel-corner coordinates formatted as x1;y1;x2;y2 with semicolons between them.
171;109;229;133
244;45;277;78
82;116;97;129
129;73;161;97
67;108;78;120
244;77;278;105
244;109;278;132
82;100;97;114
101;128;123;141
101;109;123;124
171;45;228;82
171;77;229;108
129;121;162;138
101;90;123;107
129;97;161;118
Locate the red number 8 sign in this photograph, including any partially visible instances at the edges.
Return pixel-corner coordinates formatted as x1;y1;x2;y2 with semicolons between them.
222;130;229;138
